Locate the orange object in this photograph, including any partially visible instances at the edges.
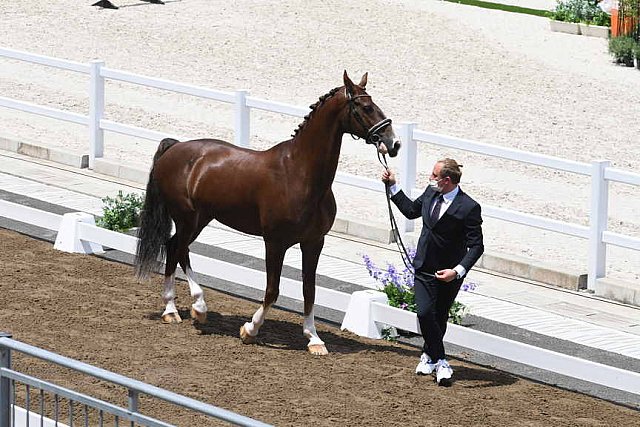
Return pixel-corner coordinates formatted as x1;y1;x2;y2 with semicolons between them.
622;16;637;36
612;8;620;36
611;7;637;37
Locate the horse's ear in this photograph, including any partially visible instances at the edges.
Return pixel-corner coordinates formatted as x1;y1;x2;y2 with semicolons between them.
343;70;355;98
358;72;368;89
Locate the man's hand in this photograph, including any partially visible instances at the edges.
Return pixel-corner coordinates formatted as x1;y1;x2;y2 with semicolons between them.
435;269;457;283
381;169;396;186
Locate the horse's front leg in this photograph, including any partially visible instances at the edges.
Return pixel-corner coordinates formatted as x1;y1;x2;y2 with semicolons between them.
301;237;327;355
240;241;286;343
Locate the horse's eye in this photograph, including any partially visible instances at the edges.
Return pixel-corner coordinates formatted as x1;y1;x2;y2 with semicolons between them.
363;105;374;113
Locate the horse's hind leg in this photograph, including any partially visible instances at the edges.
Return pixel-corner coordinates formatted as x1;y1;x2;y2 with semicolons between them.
180;248;207;324
240;241;286;344
177;214;210;324
301;237;328;355
161;235;182;324
160;213;208;324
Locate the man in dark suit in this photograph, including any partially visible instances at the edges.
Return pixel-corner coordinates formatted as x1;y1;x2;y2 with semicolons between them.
381;158;484;386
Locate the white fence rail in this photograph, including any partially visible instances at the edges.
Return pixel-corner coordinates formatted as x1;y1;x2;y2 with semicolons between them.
1;200;639;397
369;302;640;396
1;47;639;291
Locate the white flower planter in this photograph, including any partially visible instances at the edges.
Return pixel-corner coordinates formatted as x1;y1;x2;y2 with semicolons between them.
550;20;581;35
579;23;610;39
549;20;611;39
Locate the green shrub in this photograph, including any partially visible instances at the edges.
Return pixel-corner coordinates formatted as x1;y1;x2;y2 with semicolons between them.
590;9;611;27
552;0;611;26
96;191;144;232
609;36;636;66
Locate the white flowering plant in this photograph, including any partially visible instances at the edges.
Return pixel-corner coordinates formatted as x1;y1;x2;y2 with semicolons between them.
97;191;144;232
551;0;610;26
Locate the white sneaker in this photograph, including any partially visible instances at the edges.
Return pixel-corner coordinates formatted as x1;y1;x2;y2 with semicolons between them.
415;353;436;375
435;359;453;386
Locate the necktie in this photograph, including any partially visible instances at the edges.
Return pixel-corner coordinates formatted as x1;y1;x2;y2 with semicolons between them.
430;195;444;224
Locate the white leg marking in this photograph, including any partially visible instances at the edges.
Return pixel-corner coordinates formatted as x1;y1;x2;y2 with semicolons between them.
243;305;270;337
185;267;207;314
161;273;177;316
303;308;324;347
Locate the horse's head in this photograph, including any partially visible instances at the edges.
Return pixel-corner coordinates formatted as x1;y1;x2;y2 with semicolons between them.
343;71;401;158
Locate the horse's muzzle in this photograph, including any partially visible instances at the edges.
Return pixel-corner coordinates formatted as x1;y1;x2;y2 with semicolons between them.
375;135;400;157
386;139;401;157
367;119;400;157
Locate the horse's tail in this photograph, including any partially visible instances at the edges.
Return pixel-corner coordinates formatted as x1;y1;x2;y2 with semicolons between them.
134;138;180;279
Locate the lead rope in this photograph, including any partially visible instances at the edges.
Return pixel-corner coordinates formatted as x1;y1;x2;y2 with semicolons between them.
377;151;415;273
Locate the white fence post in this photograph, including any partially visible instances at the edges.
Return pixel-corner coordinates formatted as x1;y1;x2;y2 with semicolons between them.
54;212;104;254
398;122;417;232
234;90;250;147
88;60;105;169
588;160;610;291
340;290;391;339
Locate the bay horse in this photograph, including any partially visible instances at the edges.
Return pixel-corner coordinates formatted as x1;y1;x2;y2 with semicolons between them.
134;71;400;355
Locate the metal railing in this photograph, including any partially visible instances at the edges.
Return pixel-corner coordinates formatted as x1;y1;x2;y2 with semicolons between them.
0;46;639;290
0;333;271;427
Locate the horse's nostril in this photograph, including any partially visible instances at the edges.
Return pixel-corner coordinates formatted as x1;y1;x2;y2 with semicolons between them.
388;141;401;157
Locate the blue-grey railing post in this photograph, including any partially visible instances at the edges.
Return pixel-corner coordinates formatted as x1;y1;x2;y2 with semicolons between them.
588;160;610;291
398;122;417;232
89;60;105;169
234;90;250;147
0;333;12;427
128;389;138;426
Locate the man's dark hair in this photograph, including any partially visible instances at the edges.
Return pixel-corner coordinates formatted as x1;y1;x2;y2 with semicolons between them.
438;158;463;184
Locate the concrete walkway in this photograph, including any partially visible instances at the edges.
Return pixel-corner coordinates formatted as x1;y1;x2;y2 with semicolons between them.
2;149;639;364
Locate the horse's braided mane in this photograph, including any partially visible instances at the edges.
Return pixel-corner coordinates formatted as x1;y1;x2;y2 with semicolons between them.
291;87;341;138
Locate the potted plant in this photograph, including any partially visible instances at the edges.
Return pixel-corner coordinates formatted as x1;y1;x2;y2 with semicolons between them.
609;36;636;66
580;7;612;38
550;0;582;35
362;251;478;340
96;190;145;232
550;0;612;38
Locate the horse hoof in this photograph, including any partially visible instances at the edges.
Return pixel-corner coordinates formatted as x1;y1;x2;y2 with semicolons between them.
239;325;257;344
190;307;207;324
161;313;182;324
308;344;328;356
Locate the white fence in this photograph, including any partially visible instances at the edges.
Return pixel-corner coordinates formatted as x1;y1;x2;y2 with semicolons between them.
1;47;639;291
1;199;639;398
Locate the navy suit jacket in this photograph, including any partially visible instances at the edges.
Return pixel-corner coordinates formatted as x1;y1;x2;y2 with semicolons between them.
391;186;484;275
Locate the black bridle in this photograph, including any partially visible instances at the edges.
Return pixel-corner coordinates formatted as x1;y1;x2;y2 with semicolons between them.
377;153;419;274
347;94;392;148
347;92;425;275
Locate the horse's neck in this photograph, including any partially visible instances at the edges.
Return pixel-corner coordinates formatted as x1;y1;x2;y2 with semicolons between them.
289;100;345;191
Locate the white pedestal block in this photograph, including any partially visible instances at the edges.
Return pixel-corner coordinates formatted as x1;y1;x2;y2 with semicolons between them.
341;289;392;339
54;212;104;254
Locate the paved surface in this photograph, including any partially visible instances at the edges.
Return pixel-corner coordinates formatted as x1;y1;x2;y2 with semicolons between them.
1;149;639;407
